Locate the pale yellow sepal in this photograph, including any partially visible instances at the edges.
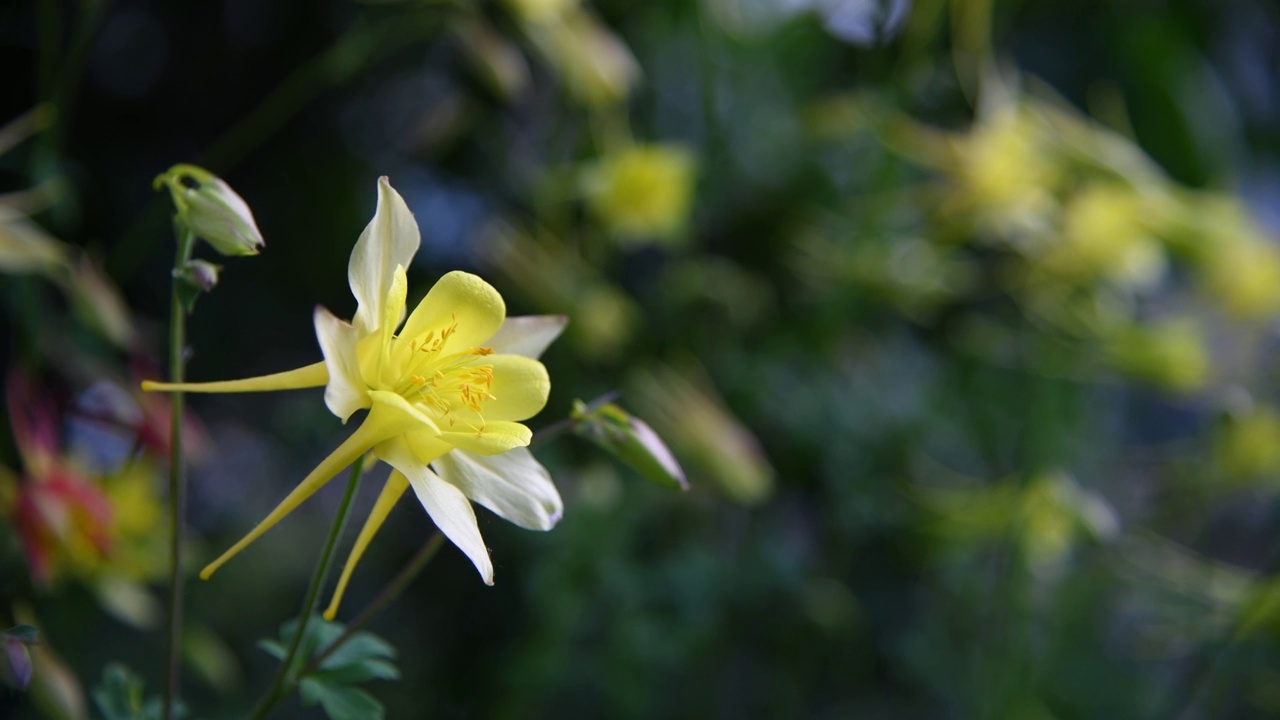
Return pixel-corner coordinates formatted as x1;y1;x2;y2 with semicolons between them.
323;472;410;620
198;393;423;580
141;361;328;394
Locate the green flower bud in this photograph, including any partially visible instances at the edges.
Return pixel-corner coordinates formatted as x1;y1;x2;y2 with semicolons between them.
177;259;221;292
155;164;264;257
572;399;687;490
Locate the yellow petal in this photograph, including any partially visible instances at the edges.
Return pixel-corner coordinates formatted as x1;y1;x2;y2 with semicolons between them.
397;429;452;464
483;354;550;422
314;307;368;422
349;178;420;335
199;399;418;579
399;271;505;351
439;421;531;455
141;361;327;394
368;390;441;435
323;471;409;620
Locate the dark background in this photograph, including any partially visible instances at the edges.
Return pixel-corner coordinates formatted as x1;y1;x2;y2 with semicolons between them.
4;0;1280;718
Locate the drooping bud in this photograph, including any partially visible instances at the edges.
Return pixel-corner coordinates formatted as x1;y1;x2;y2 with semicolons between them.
572;399;687;490
155;164;264;257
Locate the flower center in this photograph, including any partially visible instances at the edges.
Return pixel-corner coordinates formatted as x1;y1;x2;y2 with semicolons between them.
391;319;496;433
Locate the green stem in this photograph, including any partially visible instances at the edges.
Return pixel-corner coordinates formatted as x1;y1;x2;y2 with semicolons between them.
300;531;445;677
248;456;366;720
161;225;195;720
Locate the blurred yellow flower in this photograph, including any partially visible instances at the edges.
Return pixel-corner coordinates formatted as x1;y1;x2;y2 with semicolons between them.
920;471;1117;572
584;144;696;241
1042;185;1167;288
1106;320;1208;392
1201;238;1280;320
944;105;1058;239
484;223;640;359
1217;405;1280;480
145;178;566;616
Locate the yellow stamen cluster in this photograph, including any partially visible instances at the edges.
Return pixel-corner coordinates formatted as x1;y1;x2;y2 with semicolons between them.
396;320;497;433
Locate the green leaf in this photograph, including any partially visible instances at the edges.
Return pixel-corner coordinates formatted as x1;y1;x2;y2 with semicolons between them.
299;678;385;720
91;664;145;720
266;615;344;667
319;631;396;670
184;624;241;693
256;638;286;660
92;664;142;720
311;658;401;685
262;615;400;712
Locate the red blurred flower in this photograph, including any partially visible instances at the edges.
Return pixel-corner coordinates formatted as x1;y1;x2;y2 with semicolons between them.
3;370;113;586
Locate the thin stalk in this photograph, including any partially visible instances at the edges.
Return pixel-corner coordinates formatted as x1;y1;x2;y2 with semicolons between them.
248;457;366;720
536;391;621;447
161;225;195;720
301;531;445;677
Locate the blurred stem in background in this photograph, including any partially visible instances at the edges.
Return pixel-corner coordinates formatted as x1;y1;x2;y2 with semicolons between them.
249;456;365;720
949;0;994;103
161;220;195;720
34;0;107;231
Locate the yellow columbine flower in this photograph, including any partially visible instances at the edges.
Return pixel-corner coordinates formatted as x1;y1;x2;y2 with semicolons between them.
144;178;566;617
582;144;696;242
944;104;1058;239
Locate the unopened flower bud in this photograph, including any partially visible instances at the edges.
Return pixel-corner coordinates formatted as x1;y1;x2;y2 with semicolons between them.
177;259;221;292
572;399;687;490
155;164;264;257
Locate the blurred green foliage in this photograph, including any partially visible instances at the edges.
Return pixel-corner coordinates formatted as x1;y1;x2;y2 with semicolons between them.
4;0;1280;718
